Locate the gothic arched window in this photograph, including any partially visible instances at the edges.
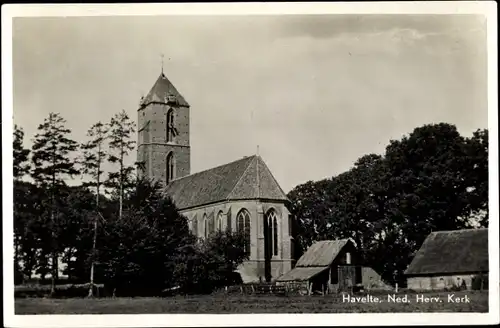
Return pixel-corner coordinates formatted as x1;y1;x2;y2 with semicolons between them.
166;152;175;184
207;213;215;237
191;214;198;237
237;209;251;255
217;211;224;232
266;209;279;256
166;109;175;142
203;214;208;239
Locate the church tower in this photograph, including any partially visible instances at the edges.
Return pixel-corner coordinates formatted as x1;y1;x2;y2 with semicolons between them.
137;71;190;185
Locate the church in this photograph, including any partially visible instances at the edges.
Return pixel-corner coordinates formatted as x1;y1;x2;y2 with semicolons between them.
136;71;293;283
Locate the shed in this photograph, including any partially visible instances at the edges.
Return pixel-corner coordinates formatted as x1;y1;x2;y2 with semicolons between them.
405;228;489;291
276;239;362;294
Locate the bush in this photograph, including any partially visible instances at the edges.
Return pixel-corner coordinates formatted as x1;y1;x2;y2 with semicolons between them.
172;230;249;294
14;283;107;298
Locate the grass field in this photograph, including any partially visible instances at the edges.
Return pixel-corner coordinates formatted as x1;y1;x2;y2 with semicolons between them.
15;290;488;314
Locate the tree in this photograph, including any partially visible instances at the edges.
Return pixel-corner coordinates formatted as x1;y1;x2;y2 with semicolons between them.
107;110;136;221
13;181;44;283
55;185;96;280
462;129;488;227
171;230;249;294
13;125;30;180
13;125;31;281
30;112;79;294
287;123;489;285
80;121;109;296
96;178;193;296
287;179;331;252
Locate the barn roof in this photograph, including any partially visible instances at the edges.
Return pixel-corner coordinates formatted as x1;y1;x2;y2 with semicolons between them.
164;155;288;210
295;239;353;267
140;73;189;107
404;228;488;276
276;267;328;282
276;239;354;282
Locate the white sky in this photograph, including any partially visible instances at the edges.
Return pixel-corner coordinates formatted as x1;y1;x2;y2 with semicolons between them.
12;14;487;193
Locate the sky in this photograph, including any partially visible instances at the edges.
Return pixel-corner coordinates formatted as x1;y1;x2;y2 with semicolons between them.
12;14;488;193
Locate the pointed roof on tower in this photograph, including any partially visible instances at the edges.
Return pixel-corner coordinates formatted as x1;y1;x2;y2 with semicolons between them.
140;72;190;107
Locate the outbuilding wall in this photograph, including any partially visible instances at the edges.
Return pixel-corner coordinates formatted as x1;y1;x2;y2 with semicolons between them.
407;273;488;291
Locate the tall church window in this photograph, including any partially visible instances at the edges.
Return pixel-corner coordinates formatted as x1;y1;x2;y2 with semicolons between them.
237;209;251;255
266;209;279;256
166;152;175;184
207;213;215;237
217;211;224;231
192;214;198;237
203;214;208;238
273;214;278;256
166;109;175;142
226;208;232;232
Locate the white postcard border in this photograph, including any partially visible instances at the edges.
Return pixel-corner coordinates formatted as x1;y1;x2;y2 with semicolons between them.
2;2;498;327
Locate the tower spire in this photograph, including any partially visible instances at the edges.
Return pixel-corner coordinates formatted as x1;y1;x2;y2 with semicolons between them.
160;53;164;74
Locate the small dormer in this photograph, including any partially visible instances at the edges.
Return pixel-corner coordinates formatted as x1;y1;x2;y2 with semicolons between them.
165;94;178;105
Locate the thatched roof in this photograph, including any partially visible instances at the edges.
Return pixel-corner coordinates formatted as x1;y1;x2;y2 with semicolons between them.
140;73;189;107
164;155;288;210
276;239;354;282
404;228;488;276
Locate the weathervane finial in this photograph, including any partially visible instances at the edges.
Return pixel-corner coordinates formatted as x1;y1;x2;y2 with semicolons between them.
161;53;164;74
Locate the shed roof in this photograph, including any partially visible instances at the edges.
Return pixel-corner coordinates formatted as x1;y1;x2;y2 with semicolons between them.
404;228;488;276
164;155;288;210
295;239;352;267
276;267;328;282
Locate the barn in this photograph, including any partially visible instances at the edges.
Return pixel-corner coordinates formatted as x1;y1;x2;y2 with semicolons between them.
404;228;489;291
276;239;390;294
276;239;358;294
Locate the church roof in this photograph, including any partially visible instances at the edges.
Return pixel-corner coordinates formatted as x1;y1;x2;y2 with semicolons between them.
164;155;288;210
140;73;189;107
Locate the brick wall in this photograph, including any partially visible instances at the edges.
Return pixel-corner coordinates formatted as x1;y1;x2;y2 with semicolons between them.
180;199;293;283
137;102;191;184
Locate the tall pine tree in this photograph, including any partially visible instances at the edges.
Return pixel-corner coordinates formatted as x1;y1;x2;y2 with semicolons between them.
13;125;30;180
31;113;78;294
107;110;136;221
13;125;31;282
80;121;109;297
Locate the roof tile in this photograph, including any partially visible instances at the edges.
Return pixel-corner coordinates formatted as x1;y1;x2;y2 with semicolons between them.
164;155;288;210
141;73;189;107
